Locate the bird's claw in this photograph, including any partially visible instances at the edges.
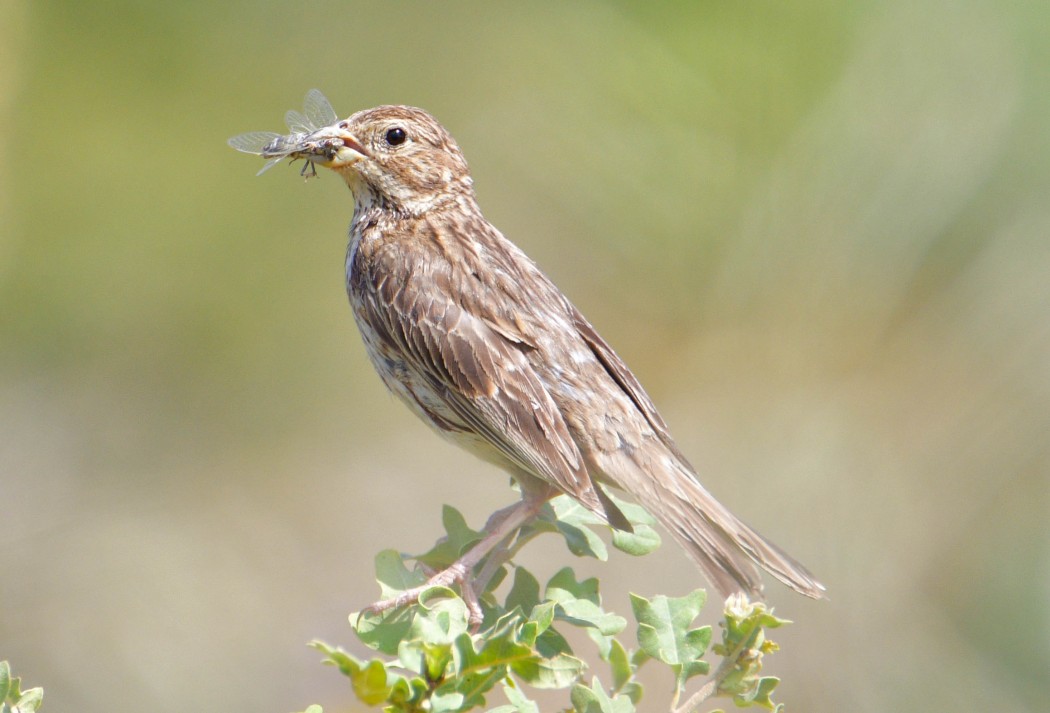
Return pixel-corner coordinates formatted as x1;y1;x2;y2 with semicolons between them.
360;561;485;628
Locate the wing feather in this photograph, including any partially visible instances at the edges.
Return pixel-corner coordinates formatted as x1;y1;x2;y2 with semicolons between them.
362;277;607;515
569;306;697;469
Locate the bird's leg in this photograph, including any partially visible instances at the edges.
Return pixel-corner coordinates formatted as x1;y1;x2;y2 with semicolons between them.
361;495;548;626
471;524;522;598
456;529;520;628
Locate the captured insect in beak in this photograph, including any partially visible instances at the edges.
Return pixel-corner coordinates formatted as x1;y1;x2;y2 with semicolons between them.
227;89;341;178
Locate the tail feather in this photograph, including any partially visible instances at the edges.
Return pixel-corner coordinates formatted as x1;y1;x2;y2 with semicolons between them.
600;451;826;600
667;469;826;599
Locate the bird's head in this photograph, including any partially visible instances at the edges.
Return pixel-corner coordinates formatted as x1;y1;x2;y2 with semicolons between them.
304;105;474;215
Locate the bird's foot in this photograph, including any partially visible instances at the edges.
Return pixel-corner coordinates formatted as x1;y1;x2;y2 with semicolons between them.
357;494;553;629
360;560;484;627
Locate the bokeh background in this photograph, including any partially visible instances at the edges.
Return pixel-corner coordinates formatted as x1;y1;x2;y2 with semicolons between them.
2;1;1048;711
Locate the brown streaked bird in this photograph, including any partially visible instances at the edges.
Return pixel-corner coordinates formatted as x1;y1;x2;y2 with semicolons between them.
230;93;825;617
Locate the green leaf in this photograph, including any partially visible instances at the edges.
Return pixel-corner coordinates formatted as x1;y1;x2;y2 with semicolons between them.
505;566;541;614
718;656;766;700
556;522;608;560
558;599;627;636
610;524;661;556
512;652;585;689
606;496;662;557
410;590;470;646
570;682;603;713
477;635;535;671
312;641;365;678
390;674;430;707
546;568;600;606
428;689;465;713
679;657;711;685
535;625;573;659
546;567;624;657
620;681;644;705
570;678;635;713
606;639;632;691
397;639;452;682
453;628;532;679
630;589;711;691
429;632;529;710
491;681;541;713
549;496;606;527
352;606;414;655
746;676;781;708
437;665;505;711
373;549;426;599
487;608;527;642
520;598;557;649
416;506;483;569
481;563;508;595
15;687;44;713
606;495;657;528
544;498;609;560
0;661;10;702
629;590;709;665
350;659;390;706
384;673;422;707
528;600;557;635
479;633;535;670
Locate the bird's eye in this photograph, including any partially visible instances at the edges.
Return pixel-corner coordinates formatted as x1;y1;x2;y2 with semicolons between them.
385;127;407;146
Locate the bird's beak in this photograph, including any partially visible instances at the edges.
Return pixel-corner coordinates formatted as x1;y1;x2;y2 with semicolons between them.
295;123;368;169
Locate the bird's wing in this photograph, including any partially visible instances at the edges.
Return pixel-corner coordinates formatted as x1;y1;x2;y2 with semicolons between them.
568;305;698;471
359;279;609;516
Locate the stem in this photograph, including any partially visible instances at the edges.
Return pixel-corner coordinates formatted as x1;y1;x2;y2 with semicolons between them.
671;625;760;713
362;499;542;623
472;531;518;595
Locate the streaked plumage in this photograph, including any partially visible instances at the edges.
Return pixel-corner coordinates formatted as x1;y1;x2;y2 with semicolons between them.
236;99;825;601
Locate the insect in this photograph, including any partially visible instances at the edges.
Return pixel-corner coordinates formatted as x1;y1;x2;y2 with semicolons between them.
228;89;341;178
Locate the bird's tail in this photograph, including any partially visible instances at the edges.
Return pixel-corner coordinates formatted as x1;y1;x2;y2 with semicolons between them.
615;456;826;600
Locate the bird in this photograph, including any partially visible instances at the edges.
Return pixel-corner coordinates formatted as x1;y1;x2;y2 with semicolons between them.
230;93;825;618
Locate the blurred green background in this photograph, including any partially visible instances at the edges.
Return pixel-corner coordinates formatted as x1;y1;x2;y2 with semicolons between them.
2;0;1048;711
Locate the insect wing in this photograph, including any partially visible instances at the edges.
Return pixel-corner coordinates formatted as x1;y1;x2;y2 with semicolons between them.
230;90;337;177
285;110;313;134
303;89;338;129
260;132;314;158
256;155;286;176
228;131;284;155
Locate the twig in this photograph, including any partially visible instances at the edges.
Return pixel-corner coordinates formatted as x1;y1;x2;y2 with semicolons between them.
671;625;759;713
